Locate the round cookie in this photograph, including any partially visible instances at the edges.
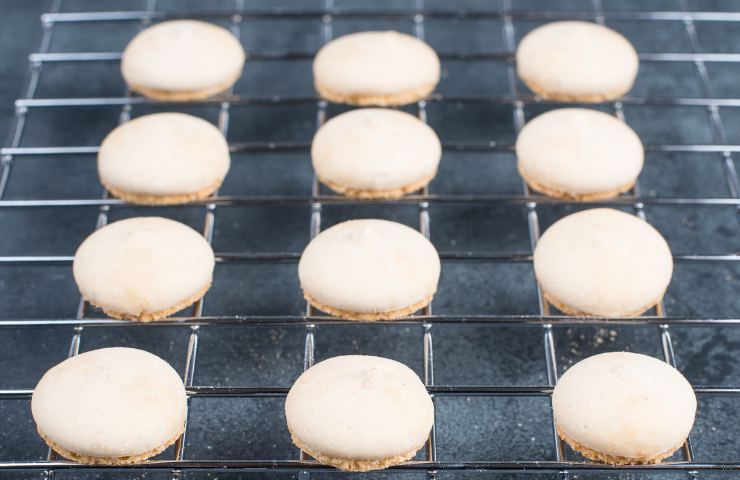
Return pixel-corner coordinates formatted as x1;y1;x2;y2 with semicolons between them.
73;217;215;321
99;113;230;205
533;208;673;317
285;355;433;471
516;108;643;200
313;31;440;106
552;351;696;465
298;219;440;320
121;20;245;101
516;21;638;102
32;347;187;464
312;108;441;198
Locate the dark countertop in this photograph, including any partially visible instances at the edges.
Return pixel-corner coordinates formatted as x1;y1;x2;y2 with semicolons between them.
0;1;738;479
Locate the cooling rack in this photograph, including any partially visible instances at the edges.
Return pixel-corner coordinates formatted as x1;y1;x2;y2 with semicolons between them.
0;0;738;478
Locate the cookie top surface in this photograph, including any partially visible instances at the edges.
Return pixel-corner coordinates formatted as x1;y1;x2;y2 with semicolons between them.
32;347;186;459
98;113;230;198
552;352;696;460
312;108;441;192
313;31;440;100
533;208;673;316
516;108;643;197
286;355;433;461
516;21;638;99
121;20;245;93
73;217;214;317
298;219;441;314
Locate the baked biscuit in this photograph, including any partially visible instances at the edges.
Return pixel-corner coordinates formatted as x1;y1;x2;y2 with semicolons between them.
312;108;441;198
98;113;230;205
73;217;214;321
516;21;638;102
122;20;245;101
298;219;440;320
516;108;643;200
286;355;433;471
533;208;673;317
553;351;696;464
32;347;187;464
313;31;440;106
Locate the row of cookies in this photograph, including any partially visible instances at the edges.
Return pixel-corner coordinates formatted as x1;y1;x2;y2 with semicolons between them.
73;206;672;322
32;347;695;469
122;18;637;104
100;103;642;204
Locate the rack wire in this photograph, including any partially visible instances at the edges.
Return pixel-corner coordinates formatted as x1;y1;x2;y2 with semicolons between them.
0;0;738;477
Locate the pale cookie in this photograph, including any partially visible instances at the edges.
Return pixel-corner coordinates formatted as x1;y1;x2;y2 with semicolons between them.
298;219;440;320
98;113;230;205
516;21;638;102
121;20;245;101
32;347;187;464
312;108;441;198
533;208;673;317
313;31;440;106
73;217;215;321
553;351;696;465
285;355;434;471
516;108;643;200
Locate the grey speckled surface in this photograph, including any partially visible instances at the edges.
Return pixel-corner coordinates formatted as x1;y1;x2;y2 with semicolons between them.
0;1;739;479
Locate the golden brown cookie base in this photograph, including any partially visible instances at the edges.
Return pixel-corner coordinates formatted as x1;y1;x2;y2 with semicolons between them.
315;82;437;107
88;281;212;322
319;172;436;199
290;431;424;472
519;76;632;103
555;424;685;465
518;168;636;201
127;71;241;102
102;177;224;205
38;425;184;465
304;292;433;321
542;289;662;318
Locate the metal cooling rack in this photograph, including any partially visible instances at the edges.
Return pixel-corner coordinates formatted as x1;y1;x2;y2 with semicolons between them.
0;0;738;477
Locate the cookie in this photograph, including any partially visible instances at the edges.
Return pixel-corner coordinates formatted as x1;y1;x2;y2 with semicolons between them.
121;20;245;101
298;219;440;320
286;355;433;471
73;217;215;321
98;113;230;205
313;31;440;106
32;347;187;465
552;351;696;465
516;21;638;102
312;108;441;198
516;108;643;200
533;208;673;317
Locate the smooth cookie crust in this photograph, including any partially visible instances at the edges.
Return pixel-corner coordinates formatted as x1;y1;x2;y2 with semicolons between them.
313;31;440;106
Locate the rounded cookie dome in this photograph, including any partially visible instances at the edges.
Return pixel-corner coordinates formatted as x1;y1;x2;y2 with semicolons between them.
313;31;440;106
553;351;696;464
122;20;245;100
533;208;672;317
516;21;638;102
73;217;214;321
286;355;433;471
32;347;186;464
298;219;440;320
312;108;441;198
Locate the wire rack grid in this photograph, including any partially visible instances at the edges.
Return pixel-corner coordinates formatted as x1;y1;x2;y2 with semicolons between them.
0;0;739;478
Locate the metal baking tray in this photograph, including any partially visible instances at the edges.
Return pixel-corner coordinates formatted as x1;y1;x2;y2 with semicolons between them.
0;0;738;478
